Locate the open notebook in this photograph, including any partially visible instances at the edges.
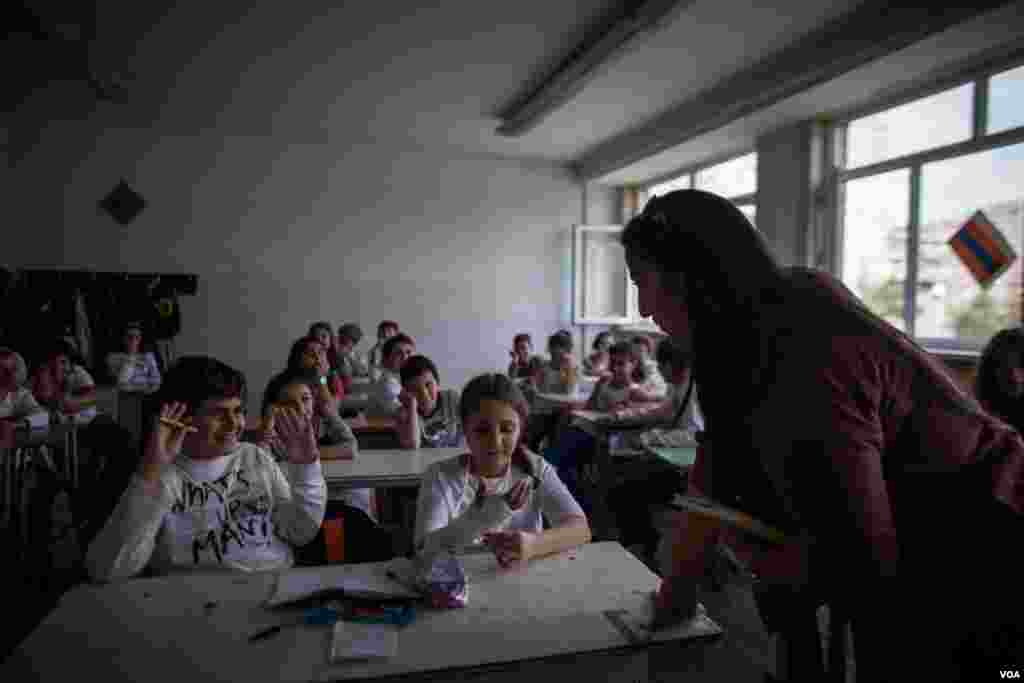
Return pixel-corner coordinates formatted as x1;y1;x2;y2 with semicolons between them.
266;563;420;608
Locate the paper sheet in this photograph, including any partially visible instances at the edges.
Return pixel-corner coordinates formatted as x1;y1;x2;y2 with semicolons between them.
329;621;398;661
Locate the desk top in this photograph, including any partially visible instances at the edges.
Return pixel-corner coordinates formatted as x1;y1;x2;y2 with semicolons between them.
645;445;698;469
571;410;654;434
322;446;463;490
350;415;396;433
3;542;720;683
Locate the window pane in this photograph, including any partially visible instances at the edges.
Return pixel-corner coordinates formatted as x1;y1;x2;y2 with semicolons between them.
846;84;973;169
647;174;691;201
841;169;910;332
916;144;1024;344
695;153;757;198
581;230;628;319
988;64;1024;135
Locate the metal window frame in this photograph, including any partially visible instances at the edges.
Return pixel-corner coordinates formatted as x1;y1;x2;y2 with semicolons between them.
832;51;1024;349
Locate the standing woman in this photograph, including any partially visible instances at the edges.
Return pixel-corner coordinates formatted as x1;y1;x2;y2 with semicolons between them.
975;326;1024;436
622;189;1022;682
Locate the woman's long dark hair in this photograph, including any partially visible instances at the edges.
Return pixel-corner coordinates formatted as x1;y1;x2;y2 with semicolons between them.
976;327;1024;430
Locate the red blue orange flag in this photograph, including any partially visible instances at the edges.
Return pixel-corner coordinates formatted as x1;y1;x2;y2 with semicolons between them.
948;209;1016;289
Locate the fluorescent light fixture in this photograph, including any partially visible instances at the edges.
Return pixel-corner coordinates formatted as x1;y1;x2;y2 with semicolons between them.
496;0;693;137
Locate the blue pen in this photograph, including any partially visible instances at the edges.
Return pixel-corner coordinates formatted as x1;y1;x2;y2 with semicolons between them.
248;606;342;642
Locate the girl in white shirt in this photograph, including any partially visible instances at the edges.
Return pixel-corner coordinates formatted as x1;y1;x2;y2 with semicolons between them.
415;373;591;568
106;324;162;390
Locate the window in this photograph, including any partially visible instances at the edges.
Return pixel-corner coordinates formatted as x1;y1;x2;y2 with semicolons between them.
573;224;633;325
836;61;1024;348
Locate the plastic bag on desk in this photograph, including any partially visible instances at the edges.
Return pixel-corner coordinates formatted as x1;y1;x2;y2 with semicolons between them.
416;551;468;608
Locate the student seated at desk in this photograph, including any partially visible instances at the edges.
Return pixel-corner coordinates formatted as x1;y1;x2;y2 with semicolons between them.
542;337;701;517
0;347;47;427
631;334;668;400
366;333;415;416
523;331;580;452
307;320;340;375
260;368;373;520
507;332;543;380
367;320;400;378
336;322;371;382
585;341;656;412
607;338;702;565
84;356;327;581
106;322;162;391
396;354;463;449
31;339;98;425
582;331;613;377
414;373;591;567
287;335;344;402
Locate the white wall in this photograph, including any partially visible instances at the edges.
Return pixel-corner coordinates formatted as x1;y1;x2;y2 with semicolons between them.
5;5;588;410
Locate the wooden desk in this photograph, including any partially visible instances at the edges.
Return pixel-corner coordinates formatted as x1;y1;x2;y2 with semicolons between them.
2;542;721;683
321;446;462;494
349;415;399;450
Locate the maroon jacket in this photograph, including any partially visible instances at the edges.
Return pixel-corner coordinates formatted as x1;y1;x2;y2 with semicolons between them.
696;267;1023;591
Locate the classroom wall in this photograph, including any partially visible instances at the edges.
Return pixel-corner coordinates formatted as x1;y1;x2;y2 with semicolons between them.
5;7;590;410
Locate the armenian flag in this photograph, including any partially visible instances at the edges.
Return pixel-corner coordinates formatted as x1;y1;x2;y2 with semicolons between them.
947;209;1017;289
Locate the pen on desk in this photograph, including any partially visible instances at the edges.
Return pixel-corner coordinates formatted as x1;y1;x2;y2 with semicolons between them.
248;625;282;642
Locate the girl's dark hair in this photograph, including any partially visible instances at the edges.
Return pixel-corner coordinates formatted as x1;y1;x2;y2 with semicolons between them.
308;321;333;339
459;373;538;478
382;333;415;360
157;356;247;416
976;327;1024;424
592;331;613;351
513;333;532;347
400;354;439;385
337;323;363;344
286;336;322;372
377;320;399;336
656;336;694;374
548;332;572;353
262;367;319;416
607;341;635;358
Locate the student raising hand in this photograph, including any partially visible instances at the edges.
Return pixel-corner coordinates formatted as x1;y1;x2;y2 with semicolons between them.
273;407;320;464
145;402;191;467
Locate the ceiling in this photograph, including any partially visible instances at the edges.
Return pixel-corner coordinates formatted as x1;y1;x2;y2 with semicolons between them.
6;0;1024;185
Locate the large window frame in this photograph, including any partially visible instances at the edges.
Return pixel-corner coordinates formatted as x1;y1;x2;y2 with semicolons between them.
830;53;1024;351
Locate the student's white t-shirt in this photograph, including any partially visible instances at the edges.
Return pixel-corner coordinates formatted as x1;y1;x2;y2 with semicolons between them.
414;452;584;551
368;368;402;416
84;442;327;581
107;351;162;388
